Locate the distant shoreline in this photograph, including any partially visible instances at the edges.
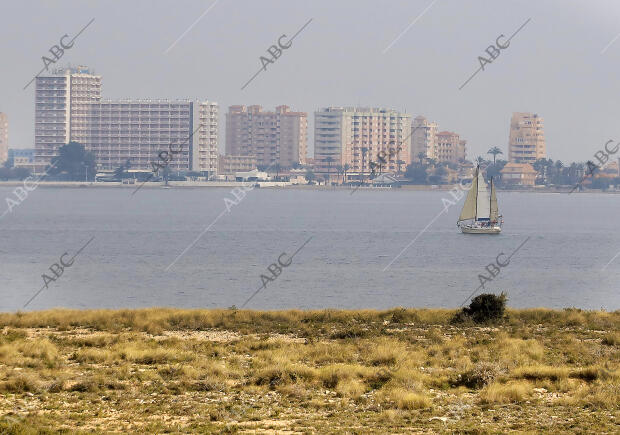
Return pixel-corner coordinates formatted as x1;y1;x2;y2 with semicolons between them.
0;180;617;193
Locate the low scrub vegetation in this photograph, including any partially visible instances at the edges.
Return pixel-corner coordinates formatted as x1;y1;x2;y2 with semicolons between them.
0;307;617;433
452;292;507;323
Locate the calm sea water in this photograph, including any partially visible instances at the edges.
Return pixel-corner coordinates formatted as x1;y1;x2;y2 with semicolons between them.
1;186;618;312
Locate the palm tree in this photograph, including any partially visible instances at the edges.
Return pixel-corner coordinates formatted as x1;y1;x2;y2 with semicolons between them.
114;164;125;180
377;158;384;176
335;165;344;185
162;165;170;186
113;158;131;180
360;147;368;184
576;162;585;184
487;147;503;165
568;162;579;185
475;156;485;167
273;163;282;180
533;158;549;184
532;158;546;173
343;163;350;184
325;156;334;184
305;169;316;184
395;145;401;171
552;160;564;185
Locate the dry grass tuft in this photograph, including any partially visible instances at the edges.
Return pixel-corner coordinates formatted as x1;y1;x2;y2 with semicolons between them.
254;364;316;388
497;336;544;366
72;347;114;363
601;331;619;346
480;381;532;403
0;373;41;393
387;388;432;410
17;338;60;368
364;338;406;366
119;346;193;364
512;365;569;381
457;362;501;388
336;378;366;399
378;409;402;423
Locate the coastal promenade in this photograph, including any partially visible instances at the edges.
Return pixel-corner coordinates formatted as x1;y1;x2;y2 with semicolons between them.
0;180;617;193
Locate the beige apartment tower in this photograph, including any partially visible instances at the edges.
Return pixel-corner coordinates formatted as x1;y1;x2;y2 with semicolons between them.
508;112;546;164
411;115;437;161
314;107;411;178
435;131;466;163
0;113;7;165
225;105;307;168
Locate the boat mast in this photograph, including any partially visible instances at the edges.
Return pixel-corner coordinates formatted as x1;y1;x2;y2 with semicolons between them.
489;177;493;222
474;165;478;221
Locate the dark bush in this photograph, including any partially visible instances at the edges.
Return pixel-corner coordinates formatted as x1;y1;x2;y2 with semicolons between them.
329;324;369;339
452;293;507;324
390;307;407;324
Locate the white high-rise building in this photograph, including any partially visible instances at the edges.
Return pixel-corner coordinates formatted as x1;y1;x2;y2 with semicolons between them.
0;113;7;165
34;66;219;175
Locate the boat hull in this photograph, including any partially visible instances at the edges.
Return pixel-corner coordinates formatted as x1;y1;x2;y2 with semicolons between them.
460;225;501;234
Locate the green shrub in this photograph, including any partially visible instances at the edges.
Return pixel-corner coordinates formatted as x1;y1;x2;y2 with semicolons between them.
453;293;507;324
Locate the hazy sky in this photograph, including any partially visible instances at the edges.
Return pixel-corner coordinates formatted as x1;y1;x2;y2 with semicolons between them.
2;0;620;162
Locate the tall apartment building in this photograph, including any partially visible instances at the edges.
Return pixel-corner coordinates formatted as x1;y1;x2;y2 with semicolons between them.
225;105;307;168
410;115;437;161
314;107;411;177
0;113;8;165
34;66;219;175
435;131;466;163
508;112;545;164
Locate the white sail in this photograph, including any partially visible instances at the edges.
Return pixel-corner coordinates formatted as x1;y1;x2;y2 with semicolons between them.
476;169;490;220
490;178;499;222
458;167;503;233
458;169;478;221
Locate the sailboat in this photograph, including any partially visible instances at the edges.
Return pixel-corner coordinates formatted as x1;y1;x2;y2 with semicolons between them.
457;165;502;234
